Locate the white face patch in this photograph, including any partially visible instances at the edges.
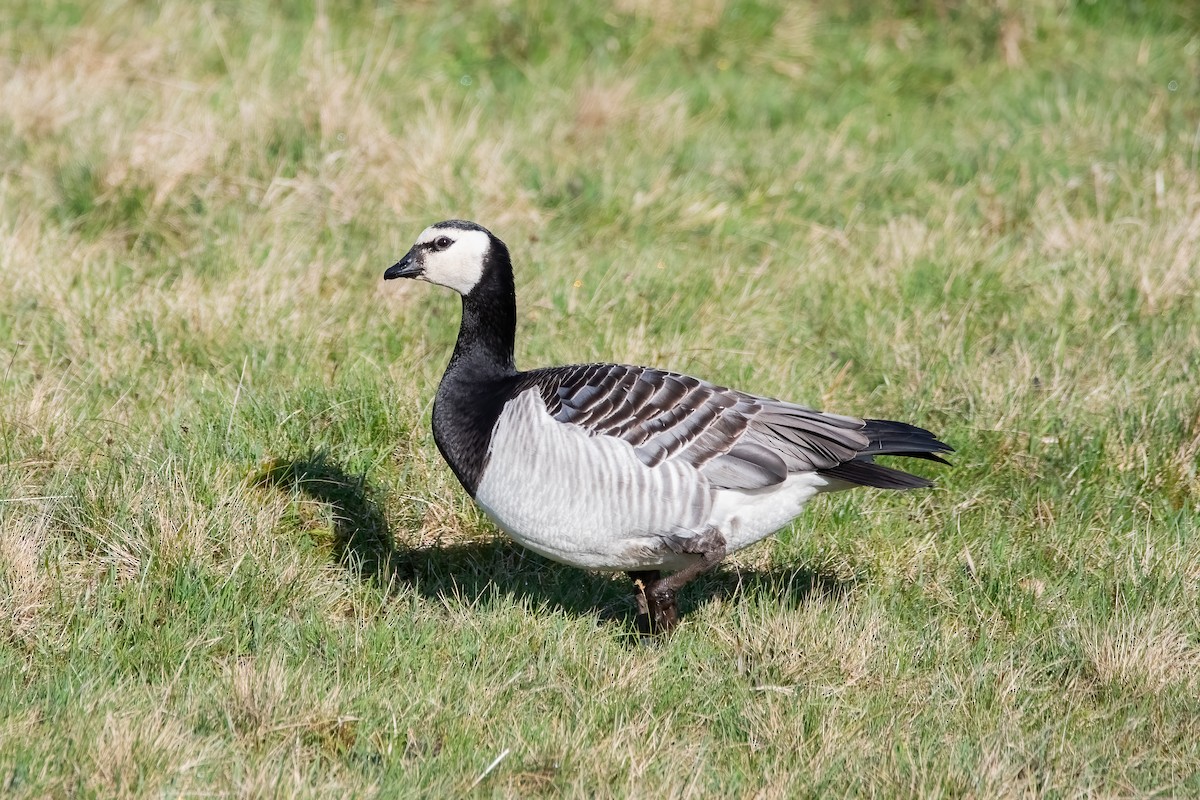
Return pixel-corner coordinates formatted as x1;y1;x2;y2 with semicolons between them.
413;226;491;295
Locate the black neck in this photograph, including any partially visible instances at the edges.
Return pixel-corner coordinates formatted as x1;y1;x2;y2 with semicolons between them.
445;244;517;382
431;239;519;496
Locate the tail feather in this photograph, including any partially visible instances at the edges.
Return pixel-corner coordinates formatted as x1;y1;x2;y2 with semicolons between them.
820;459;935;489
818;417;953;490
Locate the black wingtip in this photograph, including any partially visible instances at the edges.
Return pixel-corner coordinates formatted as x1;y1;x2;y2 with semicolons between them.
907;452;953;466
815;417;953;490
860;418;955;458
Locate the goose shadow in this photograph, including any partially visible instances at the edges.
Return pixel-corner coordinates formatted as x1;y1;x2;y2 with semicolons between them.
253;452;855;633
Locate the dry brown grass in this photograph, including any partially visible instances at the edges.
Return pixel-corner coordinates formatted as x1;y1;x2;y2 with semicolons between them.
1081;608;1200;693
0;507;51;643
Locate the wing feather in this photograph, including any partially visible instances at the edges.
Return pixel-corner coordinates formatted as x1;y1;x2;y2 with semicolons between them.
513;364;950;491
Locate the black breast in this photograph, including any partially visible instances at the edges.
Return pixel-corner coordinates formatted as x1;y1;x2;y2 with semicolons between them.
431;372;517;496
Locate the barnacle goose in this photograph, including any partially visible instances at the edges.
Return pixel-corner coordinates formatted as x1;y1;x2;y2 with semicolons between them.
385;220;952;635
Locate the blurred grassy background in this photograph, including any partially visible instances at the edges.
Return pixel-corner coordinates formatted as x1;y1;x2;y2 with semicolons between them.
1;1;1198;796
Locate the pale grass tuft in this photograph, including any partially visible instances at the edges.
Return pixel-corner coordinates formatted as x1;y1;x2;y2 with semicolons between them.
561;75;689;208
609;711;700;795
0;504;53;643
572;78;636;136
284;16;412;227
713;596;885;690
998;9;1027;68
1167;412;1200;503
62;467;292;584
1081;609;1200;692
0;31;127;139
2;0;544;253
707;599;891;784
1034;162;1200;314
226;655;351;749
760;4;819;79
560;78;689;165
233;747;372;800
153;238;361;347
0;379;74;474
1136;200;1200;314
0;709;42;758
2;4;218;215
85;708;203;800
970;732;1046;799
119;107;228;209
614;0;727;41
123;468;208;567
386;95;543;229
221;655;368;796
228;656;294;744
0;212;66;297
874;215;933;268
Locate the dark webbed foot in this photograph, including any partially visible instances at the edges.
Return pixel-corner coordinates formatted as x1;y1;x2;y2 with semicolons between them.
647;583;680;634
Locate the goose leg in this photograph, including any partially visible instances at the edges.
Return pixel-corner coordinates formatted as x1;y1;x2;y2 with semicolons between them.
628;570;661;636
638;528;728;636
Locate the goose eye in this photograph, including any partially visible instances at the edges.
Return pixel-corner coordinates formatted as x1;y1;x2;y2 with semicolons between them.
433;236;453;251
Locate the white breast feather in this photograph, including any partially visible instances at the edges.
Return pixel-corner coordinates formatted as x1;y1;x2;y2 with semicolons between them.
474;390;709;570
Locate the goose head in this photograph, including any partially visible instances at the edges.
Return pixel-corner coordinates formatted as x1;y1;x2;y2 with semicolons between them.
384;219;507;295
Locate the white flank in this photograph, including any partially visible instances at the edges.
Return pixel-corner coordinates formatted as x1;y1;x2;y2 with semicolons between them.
473;389;834;571
709;472;832;552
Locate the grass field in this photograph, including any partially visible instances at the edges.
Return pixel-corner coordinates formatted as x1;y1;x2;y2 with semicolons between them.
2;0;1199;796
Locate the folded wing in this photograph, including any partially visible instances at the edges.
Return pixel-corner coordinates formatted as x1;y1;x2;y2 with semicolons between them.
514;364;951;491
